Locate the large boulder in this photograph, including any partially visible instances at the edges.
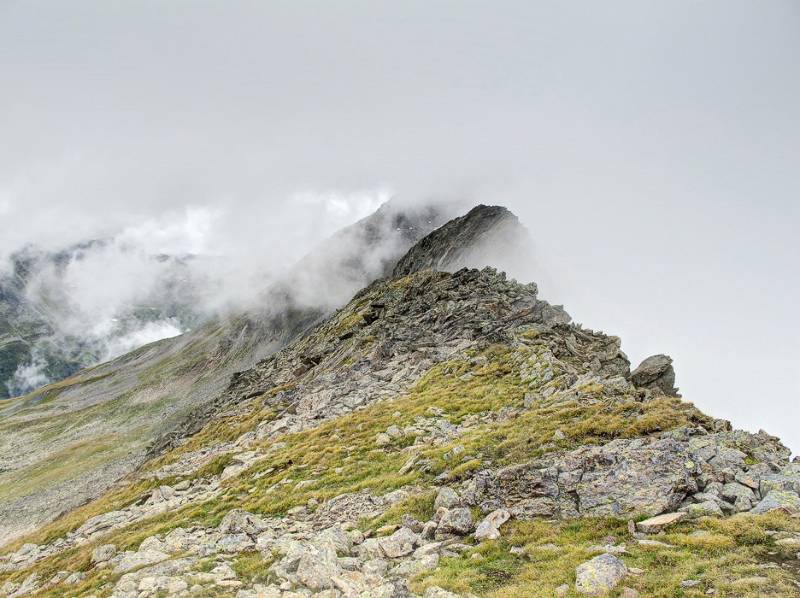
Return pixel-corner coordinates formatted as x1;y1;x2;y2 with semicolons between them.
436;508;474;537
90;544;117;564
630;354;678;395
378;527;418;558
218;509;269;536
750;490;800;514
295;544;340;591
474;509;511;541
575;553;628;595
463;436;696;518
434;487;461;510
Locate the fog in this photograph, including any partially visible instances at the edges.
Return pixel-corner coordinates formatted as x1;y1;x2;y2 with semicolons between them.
1;2;798;450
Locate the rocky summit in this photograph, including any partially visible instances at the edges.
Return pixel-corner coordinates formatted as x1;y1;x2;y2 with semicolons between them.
0;204;799;598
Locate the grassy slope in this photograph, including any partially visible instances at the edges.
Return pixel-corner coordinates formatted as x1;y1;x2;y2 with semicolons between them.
2;324;797;596
0;311;297;546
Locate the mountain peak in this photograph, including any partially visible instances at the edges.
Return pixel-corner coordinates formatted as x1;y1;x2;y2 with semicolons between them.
392;204;529;277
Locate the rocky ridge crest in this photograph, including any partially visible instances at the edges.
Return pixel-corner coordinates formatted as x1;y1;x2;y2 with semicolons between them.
1;205;799;598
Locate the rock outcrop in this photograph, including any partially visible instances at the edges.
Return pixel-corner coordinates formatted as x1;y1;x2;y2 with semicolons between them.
630;354;678;396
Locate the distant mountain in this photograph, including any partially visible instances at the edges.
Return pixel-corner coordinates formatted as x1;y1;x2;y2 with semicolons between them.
0;242;205;399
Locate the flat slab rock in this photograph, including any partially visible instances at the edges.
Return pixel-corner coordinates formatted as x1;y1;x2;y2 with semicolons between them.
636;512;685;534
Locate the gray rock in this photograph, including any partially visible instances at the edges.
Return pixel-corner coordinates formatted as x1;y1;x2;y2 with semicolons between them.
434;487;461;510
216;532;255;553
575;553;628;595
750;490;800;514
314;525;352;556
91;543;117;563
436;508;474;537
295;544;340;591
386;425;404;439
721;482;756;512
683;500;724;519
218;509;269;536
630;354;678;395
358;538;387;560
378;527;418;558
112;549;170;574
474;509;511;541
464;436;697;518
421;520;438;540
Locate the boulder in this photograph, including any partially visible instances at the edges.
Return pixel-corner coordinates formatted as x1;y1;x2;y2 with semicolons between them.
434;487;461;510
313;525;352;556
436;508;474;537
683;500;723;519
219;509;269;536
91;544;117;564
463;436;698;518
630;354;678;395
474;509;511;541
575;553;628;595
750;490;800;514
378;527;418;558
635;512;685;534
295;544;340;591
112;549;170;574
721;482;756;512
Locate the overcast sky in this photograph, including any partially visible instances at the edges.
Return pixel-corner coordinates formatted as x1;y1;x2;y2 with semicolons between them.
1;1;798;451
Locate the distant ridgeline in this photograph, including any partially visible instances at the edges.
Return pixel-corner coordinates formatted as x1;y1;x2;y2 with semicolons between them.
0;242;203;399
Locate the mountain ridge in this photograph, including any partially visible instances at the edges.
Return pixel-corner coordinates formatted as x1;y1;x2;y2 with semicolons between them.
0;200;524;548
0;204;798;597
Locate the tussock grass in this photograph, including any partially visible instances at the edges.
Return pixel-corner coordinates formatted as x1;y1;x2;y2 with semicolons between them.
414;512;800;597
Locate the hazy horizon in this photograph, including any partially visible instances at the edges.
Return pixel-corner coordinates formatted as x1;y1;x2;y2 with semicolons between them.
1;2;798;451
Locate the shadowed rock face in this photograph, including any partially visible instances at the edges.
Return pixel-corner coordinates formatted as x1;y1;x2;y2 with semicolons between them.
630;354;678;396
392;205;531;278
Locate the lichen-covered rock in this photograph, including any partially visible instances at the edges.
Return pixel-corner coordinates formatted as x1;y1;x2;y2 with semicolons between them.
295;544;340;591
218;509;269;536
750;490;800;514
90;544;116;564
111;549;170;574
464;436;697;518
682;500;724;519
378;527;418;558
436;508;474;537
434;487;461;510
575;553;628;595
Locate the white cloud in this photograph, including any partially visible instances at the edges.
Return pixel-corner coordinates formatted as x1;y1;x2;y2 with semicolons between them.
102;319;183;361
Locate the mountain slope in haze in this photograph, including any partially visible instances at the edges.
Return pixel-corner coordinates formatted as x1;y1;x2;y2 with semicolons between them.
0;243;203;399
0;200;489;546
1;205;798;598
